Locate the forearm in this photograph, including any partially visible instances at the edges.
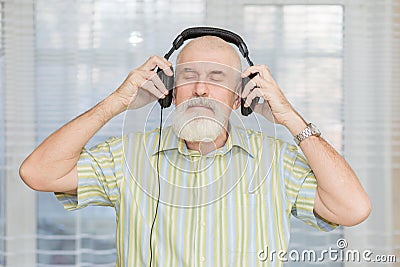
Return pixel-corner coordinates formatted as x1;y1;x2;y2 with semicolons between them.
20;56;172;192
241;64;370;225
285;114;371;226
20;93;125;186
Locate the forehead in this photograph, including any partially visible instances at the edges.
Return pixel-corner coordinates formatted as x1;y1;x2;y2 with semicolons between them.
177;44;242;71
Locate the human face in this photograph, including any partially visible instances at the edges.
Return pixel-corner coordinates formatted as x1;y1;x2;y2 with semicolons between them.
173;61;241;138
174;44;242;108
171;47;242;142
174;63;241;116
172;61;241;142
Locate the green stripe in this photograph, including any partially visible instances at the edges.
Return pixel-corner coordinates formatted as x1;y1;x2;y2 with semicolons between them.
55;126;338;266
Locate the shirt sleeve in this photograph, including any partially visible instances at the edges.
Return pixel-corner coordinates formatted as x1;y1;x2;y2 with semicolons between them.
283;142;339;232
54;136;123;211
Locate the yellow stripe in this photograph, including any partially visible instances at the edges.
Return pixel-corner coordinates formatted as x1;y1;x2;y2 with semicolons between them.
56;126;338;266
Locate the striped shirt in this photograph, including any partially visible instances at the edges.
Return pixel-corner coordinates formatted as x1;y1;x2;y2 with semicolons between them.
56;125;338;266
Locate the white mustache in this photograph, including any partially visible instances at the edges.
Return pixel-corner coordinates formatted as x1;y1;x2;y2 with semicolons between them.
179;97;217;111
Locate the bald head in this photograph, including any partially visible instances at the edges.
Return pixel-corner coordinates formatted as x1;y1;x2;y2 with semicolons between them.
176;36;242;71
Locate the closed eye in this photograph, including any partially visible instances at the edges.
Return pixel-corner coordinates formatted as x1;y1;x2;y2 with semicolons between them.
209;71;226;82
183;74;197;80
180;68;198;80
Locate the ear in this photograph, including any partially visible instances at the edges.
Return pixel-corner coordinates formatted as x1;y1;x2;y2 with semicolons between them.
172;88;176;105
231;80;242;110
232;95;241;110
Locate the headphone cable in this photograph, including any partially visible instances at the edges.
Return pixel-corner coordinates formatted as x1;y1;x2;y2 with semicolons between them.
149;106;163;267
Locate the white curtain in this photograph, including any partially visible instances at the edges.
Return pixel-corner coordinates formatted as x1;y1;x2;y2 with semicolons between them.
342;0;399;266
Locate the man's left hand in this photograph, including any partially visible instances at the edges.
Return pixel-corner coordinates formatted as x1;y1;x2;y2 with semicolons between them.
241;65;301;129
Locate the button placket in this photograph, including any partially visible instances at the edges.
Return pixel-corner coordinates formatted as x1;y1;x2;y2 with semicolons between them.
196;155;208;266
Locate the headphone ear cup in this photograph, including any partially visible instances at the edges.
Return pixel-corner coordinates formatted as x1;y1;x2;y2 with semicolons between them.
241;74;259;116
157;67;174;108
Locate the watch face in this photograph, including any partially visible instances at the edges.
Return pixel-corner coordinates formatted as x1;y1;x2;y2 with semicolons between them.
309;123;321;136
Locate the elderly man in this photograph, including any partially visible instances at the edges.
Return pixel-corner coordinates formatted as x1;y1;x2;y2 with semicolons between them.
20;34;371;266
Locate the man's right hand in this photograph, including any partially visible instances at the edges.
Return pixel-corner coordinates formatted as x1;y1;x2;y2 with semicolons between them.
112;55;173;111
19;55;173;194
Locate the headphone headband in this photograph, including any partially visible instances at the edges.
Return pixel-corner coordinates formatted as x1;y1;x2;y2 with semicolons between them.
164;26;253;66
158;26;258;115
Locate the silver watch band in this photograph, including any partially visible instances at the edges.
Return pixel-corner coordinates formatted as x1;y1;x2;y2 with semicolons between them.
293;123;321;145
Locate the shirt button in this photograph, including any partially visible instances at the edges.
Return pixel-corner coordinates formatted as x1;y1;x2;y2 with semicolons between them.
200;256;206;262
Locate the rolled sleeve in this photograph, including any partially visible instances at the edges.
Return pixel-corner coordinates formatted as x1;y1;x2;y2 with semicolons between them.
284;143;338;232
291;171;339;232
54;136;123;211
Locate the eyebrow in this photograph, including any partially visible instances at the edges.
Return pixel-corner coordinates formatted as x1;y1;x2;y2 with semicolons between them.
181;67;197;72
209;70;226;76
178;68;227;75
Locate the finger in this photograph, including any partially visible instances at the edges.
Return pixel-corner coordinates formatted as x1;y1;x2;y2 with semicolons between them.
253;64;271;78
241;65;272;80
142;55;173;75
244;88;261;107
242;73;273;98
251;75;277;101
242;77;258;98
162;66;174;76
241;66;260;78
159;57;174;76
160;56;172;67
253;65;274;83
141;80;166;99
137;70;167;99
150;56;173;76
158;57;173;76
150;73;169;95
125;70;148;89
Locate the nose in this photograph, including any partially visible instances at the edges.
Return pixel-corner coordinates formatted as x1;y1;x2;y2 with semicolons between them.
193;81;209;97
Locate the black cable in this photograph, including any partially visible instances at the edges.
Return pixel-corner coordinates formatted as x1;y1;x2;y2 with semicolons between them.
149;106;163;267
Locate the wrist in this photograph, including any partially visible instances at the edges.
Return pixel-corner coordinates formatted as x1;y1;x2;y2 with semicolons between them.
282;111;307;136
97;93;128;121
293;123;321;145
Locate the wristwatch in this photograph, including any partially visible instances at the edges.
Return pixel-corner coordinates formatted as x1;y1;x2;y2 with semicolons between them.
293;123;321;145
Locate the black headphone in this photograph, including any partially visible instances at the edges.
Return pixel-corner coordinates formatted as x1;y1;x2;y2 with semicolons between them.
157;26;259;116
149;27;259;267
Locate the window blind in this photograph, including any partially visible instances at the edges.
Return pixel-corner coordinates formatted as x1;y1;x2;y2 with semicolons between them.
243;4;343;267
34;1;205;265
392;0;400;262
0;0;399;266
0;2;6;264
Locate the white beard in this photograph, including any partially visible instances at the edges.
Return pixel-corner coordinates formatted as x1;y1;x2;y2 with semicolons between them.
172;98;227;142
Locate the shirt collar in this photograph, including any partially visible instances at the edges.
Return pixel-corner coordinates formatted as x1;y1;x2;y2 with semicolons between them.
150;124;255;158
